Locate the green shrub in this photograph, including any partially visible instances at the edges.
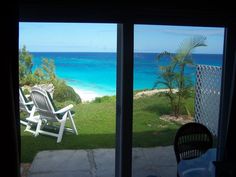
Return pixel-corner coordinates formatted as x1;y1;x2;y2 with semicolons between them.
22;88;30;95
53;81;81;104
20;74;41;86
93;96;116;103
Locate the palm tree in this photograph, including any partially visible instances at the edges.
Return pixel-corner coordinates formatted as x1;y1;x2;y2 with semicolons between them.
154;35;207;118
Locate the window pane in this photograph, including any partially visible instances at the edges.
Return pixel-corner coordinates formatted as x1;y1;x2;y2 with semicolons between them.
133;24;225;177
19;22;117;177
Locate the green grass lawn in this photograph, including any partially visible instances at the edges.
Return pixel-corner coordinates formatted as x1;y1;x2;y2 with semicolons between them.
20;93;194;162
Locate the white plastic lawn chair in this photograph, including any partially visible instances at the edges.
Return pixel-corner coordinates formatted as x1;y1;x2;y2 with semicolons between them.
19;87;35;124
30;86;78;143
19;88;40;134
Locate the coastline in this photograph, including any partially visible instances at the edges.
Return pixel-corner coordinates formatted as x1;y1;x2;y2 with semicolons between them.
72;87;106;103
72;85;177;103
134;88;178;99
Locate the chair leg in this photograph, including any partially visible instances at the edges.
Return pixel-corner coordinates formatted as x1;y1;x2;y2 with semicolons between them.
35;119;42;137
25;121;39;136
68;111;78;135
25;124;32;132
29;106;36;119
57;121;66;143
20;120;28;126
23;107;35;133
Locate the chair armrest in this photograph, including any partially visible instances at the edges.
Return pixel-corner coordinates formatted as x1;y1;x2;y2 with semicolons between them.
54;104;73;114
25;94;31;98
25;101;34;105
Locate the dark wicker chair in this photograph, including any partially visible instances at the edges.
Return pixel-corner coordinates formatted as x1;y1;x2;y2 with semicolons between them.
174;122;213;177
174;122;213;163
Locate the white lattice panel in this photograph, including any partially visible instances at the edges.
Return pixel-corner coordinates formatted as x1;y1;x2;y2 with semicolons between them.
194;65;222;136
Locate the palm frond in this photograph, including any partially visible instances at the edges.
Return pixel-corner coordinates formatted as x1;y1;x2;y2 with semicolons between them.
153;80;172;89
177;35;207;56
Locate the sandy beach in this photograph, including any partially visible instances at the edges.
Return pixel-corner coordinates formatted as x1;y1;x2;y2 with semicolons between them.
72;87;105;102
72;86;178;103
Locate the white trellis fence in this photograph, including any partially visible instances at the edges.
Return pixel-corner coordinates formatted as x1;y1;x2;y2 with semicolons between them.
194;65;222;136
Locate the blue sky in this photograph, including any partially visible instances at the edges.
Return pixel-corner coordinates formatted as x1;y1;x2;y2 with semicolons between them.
19;22;225;54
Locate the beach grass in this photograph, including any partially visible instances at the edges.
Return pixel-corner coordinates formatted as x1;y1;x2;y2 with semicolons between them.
20;93;194;162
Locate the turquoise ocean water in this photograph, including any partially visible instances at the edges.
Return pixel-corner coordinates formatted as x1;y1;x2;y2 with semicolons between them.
31;52;223;96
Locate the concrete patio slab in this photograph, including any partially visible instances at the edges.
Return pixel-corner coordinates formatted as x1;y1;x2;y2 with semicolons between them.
93;149;115;177
27;146;176;177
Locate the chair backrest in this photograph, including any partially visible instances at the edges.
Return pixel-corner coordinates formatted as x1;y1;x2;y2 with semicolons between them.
174;122;213;163
31;86;59;122
19;87;32;113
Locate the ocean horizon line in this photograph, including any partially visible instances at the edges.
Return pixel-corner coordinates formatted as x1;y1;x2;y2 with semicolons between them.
28;51;223;55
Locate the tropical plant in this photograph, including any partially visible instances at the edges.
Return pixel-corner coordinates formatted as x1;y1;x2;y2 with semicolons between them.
19;45;34;85
154;35;207;118
34;58;56;83
53;79;82;104
19;46;81;104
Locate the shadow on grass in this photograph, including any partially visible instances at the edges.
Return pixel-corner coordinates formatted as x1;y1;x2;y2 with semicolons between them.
21;128;178;163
